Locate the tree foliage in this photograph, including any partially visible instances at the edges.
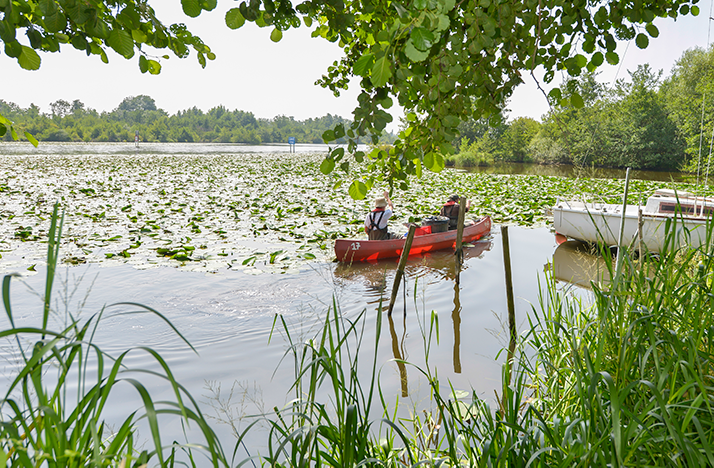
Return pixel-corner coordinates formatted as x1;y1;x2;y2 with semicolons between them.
222;0;700;195
0;96;362;145
0;0;217;140
1;0;703;192
660;45;714;170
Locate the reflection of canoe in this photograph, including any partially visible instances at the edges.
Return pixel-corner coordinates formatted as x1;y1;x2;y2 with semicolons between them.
553;189;714;253
333;239;492;286
335;217;491;262
553;240;611;289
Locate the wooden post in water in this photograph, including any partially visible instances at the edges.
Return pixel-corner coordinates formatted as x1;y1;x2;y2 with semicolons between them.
388;224;417;317
638;206;643;255
501;225;517;392
455;197;466;284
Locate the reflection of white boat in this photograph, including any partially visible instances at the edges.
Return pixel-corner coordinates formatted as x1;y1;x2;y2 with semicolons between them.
553;189;714;253
553;240;611;289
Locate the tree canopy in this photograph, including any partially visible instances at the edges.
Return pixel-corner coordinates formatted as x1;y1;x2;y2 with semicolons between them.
221;0;700;195
1;0;702;195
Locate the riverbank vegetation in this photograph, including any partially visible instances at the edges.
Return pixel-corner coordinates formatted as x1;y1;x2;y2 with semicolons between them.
449;46;714;173
0;95;380;145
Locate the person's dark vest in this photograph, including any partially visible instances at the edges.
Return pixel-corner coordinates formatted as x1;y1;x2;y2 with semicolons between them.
367;208;389;240
440;201;459;230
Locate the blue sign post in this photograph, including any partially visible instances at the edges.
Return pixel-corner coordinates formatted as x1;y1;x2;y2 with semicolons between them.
288;137;296;153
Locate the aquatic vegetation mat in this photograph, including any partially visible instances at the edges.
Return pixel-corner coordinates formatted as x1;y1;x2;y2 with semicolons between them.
1;144;706;273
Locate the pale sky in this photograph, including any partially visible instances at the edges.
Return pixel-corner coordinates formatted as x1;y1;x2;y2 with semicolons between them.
0;2;711;132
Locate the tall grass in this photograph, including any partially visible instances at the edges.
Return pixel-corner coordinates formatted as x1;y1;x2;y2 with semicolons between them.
228;222;714;467
0;204;227;467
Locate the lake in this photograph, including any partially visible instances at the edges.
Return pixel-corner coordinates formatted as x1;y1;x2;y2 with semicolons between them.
0;142;628;456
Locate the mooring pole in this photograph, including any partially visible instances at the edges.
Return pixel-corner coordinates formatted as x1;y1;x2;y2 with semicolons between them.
388;224;417;316
455;197;466;284
501;225;517;392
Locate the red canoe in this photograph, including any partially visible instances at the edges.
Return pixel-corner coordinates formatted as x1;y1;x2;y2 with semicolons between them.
335;216;492;262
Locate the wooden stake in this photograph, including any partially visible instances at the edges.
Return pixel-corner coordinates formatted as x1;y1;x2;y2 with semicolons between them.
501;225;517;389
455;197;466;283
388;224;417;316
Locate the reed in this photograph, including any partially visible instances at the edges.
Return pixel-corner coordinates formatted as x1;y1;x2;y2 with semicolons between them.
234;220;714;467
0;204;227;467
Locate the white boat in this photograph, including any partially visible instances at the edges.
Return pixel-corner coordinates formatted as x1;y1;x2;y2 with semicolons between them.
553;189;714;253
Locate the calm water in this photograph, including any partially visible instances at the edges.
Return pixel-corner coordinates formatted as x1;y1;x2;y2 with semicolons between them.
1;224;559;453
0;142;583;456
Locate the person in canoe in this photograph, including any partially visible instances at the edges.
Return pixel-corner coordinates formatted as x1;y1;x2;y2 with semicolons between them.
440;194;471;230
364;191;394;240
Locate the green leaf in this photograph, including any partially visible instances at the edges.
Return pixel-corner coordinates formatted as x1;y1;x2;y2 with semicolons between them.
692;5;700;15
24;131;38;147
570;92;584;108
605;52;619;65
405;40;429;62
645;23;659;38
320;157;336;175
108;29;134;58
139;55;149;73
0;124;6;137
4;40;21;58
18;46;40;70
225;8;246;29
270;28;283;42
348;180;368;200
354;53;374;76
635;33;649;49
371;56;392;88
410;27;434;50
443;115;460;128
424;152;445;172
181;0;202;18
148;59;161;75
590;51;604;67
322;129;335;142
44;12;67;33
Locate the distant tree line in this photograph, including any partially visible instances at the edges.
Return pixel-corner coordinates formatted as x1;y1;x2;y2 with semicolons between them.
0;95;366;145
452;47;714;172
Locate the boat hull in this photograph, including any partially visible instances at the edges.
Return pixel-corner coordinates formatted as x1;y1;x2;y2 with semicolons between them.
553;201;711;253
335;217;491;262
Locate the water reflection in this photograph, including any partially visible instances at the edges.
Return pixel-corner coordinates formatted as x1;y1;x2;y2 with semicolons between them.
552;240;612;289
451;281;462;374
461;162;700;183
333;240;492;295
387;314;409;397
334;240;492;395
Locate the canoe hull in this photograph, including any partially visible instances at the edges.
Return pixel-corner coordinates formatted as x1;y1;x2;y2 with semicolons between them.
335;217;491;262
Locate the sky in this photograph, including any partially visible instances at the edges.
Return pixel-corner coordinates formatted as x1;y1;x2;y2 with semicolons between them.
0;2;712;133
